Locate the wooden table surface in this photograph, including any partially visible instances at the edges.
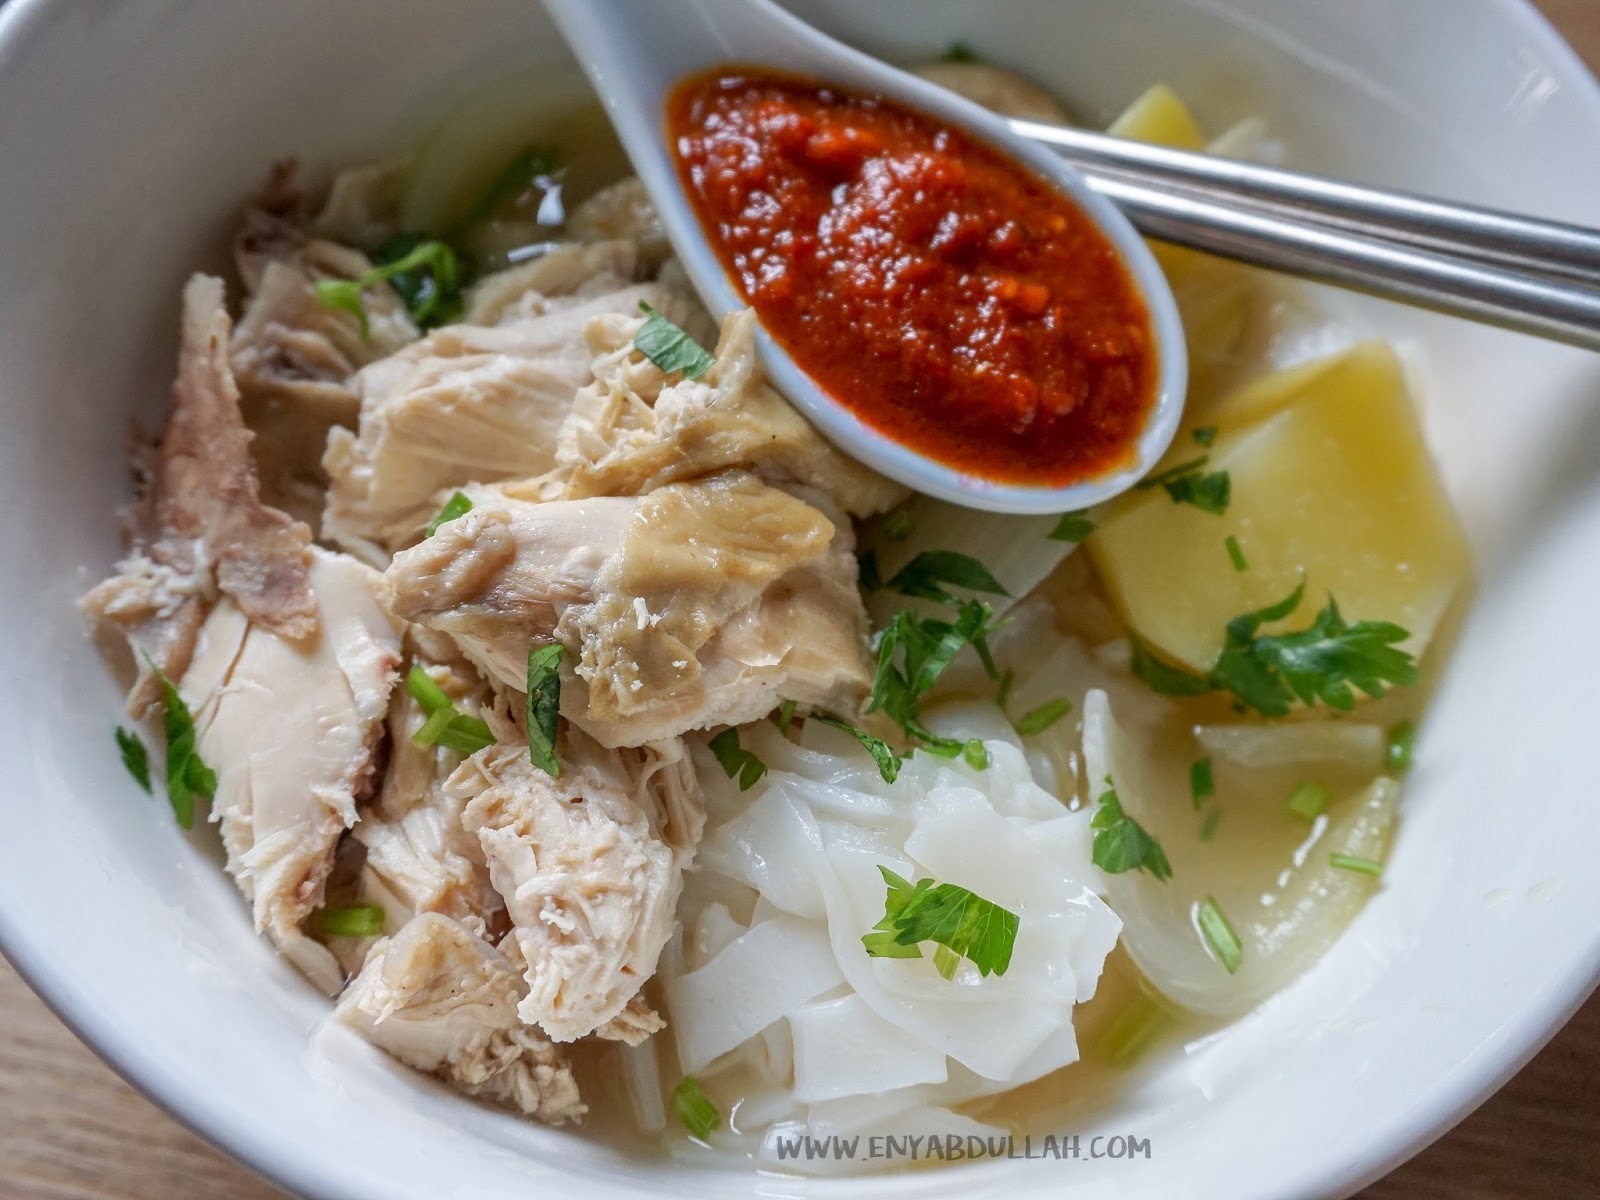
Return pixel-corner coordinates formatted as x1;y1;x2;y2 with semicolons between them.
6;3;1600;1198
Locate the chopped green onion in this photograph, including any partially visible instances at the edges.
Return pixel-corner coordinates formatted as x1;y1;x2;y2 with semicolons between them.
1285;781;1331;821
1224;534;1249;572
635;301;715;379
116;727;151;794
670;1076;721;1141
996;668;1015;711
1196;896;1242;974
1014;697;1072;736
318;905;386;937
425;490;473;538
883;510;914;541
775;698;797;733
1189;758;1214;808
708;727;766;791
1192;426;1218;446
525;644;563;776
404;664;454;716
1048;511;1096;543
1385;720;1416;775
1329;853;1384;877
435;715;495;756
411;706;457;748
313;278;368;335
1199;808;1222;841
963;738;989;770
1094;991;1173;1066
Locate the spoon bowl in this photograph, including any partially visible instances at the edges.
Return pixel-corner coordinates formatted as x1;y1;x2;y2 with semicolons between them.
543;0;1187;515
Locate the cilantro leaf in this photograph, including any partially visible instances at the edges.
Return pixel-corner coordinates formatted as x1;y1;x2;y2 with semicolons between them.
1189;758;1214;808
1048;511;1096;543
115;727;151;794
1090;778;1172;881
153;669;214;831
708;727;767;791
862;865;1019;977
1192;426;1218;446
887;551;1009;604
1128;581;1418;718
813;715;901;783
425;490;473;538
939;41;981;62
635;301;714;378
525;644;563;776
314;237;464;335
858;548;882;592
1135;455;1231;514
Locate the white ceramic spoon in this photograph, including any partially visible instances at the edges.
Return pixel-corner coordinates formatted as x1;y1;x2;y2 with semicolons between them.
542;0;1186;516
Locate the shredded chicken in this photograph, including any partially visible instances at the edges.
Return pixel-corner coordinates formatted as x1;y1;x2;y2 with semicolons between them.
80;273;318;716
383;472;874;745
355;628;505;937
322;284;707;563
445;718;704;1042
230;163;419;528
559;308;906;518
311;157;411;252
566;178;671;269
182;547;402;993
335;912;585;1124
462;239;662;326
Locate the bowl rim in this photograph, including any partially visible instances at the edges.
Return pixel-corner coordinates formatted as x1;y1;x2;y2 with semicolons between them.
1;1;1598;1198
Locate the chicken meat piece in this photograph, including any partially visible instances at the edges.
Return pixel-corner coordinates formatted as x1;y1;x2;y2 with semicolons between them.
230;163;419;529
383;472;875;746
566;178;671;268
446;719;704;1042
462;239;667;326
559;307;906;518
80;273;317;717
334;912;585;1124
310;156;411;252
322;282;707;563
182;547;403;993
354;629;506;938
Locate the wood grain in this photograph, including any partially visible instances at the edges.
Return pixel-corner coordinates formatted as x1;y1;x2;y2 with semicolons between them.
5;4;1600;1198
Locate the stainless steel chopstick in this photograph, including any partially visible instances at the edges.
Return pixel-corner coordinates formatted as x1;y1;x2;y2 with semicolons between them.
1011;116;1600;283
1085;172;1600;352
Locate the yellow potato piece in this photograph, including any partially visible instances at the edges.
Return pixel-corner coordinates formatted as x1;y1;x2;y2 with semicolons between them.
1107;85;1252;396
1089;341;1470;672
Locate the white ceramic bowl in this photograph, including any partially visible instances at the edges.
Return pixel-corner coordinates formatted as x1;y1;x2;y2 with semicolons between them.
1;2;1598;1198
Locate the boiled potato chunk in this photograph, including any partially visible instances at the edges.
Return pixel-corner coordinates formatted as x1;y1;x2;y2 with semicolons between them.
1089;341;1470;672
1108;84;1253;396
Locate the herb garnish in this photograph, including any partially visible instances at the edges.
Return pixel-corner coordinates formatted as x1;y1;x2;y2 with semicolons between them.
962;739;989;770
1048;511;1096;544
671;1076;721;1141
775;698;798;733
1199;809;1222;841
861;865;1019;979
1136;455;1231;514
1224;534;1249;572
1285;781;1331;821
314;238;463;335
939;41;981;63
883;510;914;541
525;645;563;777
405;664;496;756
1014;698;1072;735
116;727;151;794
448;145;558;236
1192;426;1218;447
1385;720;1416;775
1329;853;1384;878
1091;777;1172;881
154;668;215;830
887;550;1008;604
708;727;767;791
318;905;386;937
813;714;901;783
634;301;715;379
425;491;473;538
858;548;882;592
1130;581;1419;717
1189;758;1214;808
1196;895;1242;973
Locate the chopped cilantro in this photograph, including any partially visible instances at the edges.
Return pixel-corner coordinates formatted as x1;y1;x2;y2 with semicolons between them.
634;301;714;378
1192;426;1218;446
525;644;563;776
939;41;981;63
861;865;1019;978
153;668;215;831
708;727;767;791
886;550;1008;604
1136;455;1231;514
1090;777;1172;881
813;715;901;783
1189;758;1214;808
425;491;473;538
1199;808;1222;841
858;548;882;592
116;727;151;794
318;905;386;937
1048;511;1096;543
1014;697;1072;735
